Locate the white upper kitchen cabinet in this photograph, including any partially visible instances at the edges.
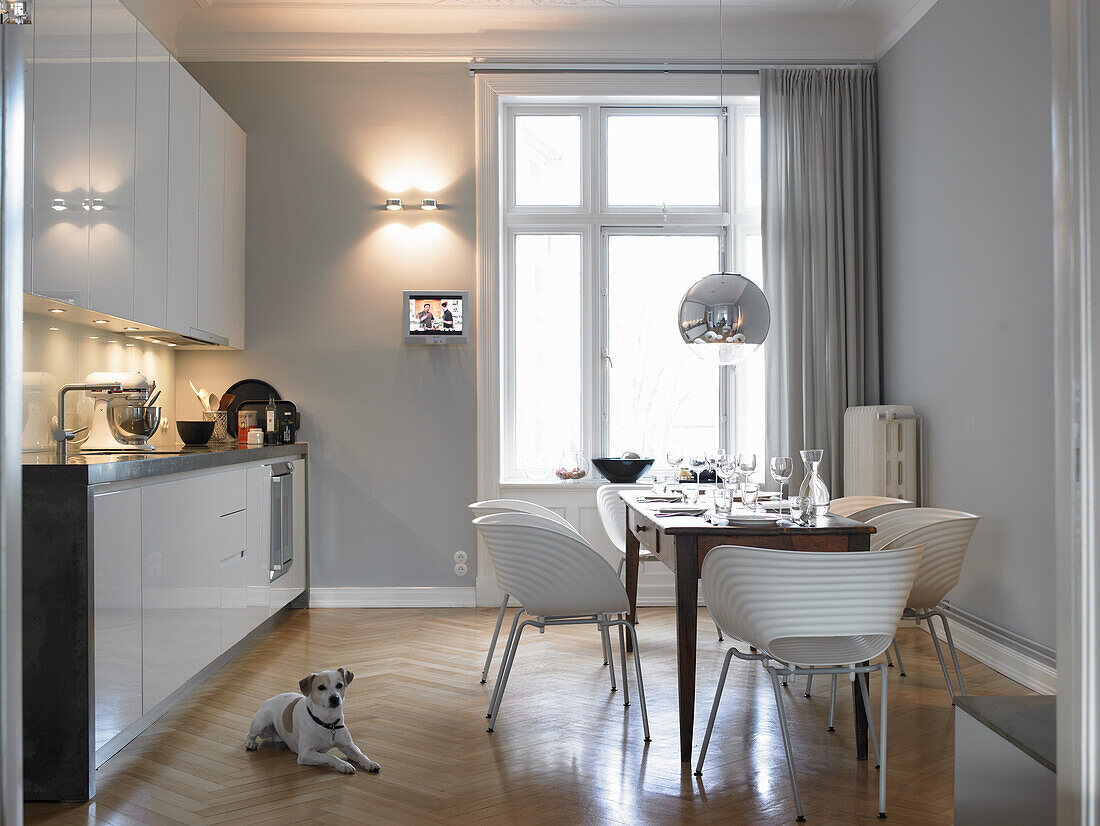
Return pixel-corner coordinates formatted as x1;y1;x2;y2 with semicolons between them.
29;0;91;306
133;23;169;330
196;89;228;345
223;119;247;349
166;57;200;339
88;0;137;320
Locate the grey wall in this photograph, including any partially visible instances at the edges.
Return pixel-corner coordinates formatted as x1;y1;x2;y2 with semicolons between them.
176;63;477;589
878;0;1055;648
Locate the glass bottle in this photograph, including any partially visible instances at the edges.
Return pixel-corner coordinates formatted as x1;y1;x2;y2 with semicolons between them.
798;449;831;518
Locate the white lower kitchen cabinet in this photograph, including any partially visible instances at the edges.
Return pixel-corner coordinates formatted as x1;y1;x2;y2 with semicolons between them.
92;487;143;751
140;475;221;712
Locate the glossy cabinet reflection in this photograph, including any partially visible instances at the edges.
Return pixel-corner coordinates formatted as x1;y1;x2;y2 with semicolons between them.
93;487;143;751
196;90;227;343
27;0;245;348
133;23;169;329
30;0;91;306
89;0;136;320
166;57;200;339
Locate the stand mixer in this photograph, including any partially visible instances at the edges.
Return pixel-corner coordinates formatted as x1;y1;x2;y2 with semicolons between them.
55;371;162;456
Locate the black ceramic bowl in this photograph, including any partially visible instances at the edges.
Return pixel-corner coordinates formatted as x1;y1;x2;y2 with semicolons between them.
176;420;215;446
592;457;655;484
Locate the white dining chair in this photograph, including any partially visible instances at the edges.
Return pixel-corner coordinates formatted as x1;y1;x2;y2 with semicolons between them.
472;512;651;741
830;495;914;522
867;507;981;701
468;499;614;684
696;543;922;822
596;483;727;642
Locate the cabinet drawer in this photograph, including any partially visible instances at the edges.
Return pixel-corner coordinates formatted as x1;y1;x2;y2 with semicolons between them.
214;508;246;558
628;511;660;556
206;468;246;516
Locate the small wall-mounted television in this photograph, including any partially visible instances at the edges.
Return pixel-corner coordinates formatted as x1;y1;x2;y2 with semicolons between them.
403;290;469;344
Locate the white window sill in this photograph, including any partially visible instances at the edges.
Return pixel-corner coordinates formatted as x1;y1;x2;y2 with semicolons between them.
499;478;606;490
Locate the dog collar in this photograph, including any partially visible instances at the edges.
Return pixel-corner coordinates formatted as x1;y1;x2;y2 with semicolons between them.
307;707;345;731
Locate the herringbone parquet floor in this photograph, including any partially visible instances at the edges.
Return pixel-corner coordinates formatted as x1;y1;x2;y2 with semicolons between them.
26;607;1032;825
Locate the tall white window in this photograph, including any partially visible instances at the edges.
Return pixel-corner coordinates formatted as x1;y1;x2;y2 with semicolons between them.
501;101;762;481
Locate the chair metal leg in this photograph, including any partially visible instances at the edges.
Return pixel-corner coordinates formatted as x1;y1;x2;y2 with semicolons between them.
877;664;888;818
481;594;510;684
624;619;651;742
616;556;625;577
856;670;881;769
695;647;736;776
606;615;618;692
617;619;630;707
935;611;968;696
925;616;958;702
892;638;907;677
827;674;837;731
886;649;893;667
487;620;534;732
804;673;813;697
715;621;724;642
601;621;611;667
486;609;524;718
768;668;806;823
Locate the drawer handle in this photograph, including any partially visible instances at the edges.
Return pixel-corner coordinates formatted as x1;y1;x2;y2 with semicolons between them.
636;525;649;533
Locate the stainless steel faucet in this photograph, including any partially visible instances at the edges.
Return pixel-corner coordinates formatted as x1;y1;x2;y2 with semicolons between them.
53;382;121;461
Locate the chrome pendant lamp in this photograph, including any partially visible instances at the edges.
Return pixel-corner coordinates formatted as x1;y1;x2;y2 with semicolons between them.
677;0;770;367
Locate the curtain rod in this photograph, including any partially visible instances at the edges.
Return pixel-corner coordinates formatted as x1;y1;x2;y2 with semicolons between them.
468;61;874;75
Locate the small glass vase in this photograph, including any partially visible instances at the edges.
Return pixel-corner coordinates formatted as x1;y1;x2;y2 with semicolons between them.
798;449;831;519
555;451;588;483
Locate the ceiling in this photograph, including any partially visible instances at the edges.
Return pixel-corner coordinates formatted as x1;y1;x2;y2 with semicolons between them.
120;0;938;63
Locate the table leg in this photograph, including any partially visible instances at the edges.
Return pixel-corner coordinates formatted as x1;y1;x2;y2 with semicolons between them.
675;535;699;763
624;505;640;653
852;666;869;760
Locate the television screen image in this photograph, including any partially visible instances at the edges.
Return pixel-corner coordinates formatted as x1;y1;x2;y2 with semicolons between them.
404;291;469;343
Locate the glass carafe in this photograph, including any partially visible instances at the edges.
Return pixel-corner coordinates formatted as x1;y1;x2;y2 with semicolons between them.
798;449;831;518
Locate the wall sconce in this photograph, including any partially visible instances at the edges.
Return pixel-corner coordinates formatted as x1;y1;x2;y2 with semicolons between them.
385;198;403;211
51;198;66;211
421;198;438;211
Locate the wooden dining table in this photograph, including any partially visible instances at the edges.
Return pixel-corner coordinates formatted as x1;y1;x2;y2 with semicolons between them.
619;490;877;763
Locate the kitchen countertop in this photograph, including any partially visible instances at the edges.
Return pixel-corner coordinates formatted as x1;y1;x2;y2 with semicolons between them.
954;694;1056;772
23;442;308;486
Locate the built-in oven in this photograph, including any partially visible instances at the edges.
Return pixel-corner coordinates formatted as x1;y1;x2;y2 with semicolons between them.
269;462;294;581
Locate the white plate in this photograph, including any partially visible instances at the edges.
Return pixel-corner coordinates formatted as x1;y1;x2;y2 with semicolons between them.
727;513;781;525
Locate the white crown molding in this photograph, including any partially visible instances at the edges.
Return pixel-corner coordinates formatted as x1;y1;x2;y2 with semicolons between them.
871;0;939;59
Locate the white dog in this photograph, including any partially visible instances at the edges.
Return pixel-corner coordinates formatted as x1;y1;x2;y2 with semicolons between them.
245;667;380;774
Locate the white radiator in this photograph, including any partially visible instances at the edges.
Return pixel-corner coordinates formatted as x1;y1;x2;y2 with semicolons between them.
843;405;921;503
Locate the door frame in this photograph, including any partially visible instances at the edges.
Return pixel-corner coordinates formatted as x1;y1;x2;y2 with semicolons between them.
1052;0;1099;823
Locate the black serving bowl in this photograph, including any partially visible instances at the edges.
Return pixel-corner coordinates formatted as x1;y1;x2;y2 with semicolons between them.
592;457;655;484
176;420;215;446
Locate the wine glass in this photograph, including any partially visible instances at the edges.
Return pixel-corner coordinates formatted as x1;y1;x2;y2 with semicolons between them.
665;448;684;487
770;456;793;519
716;453;737;490
735;452;757;492
688;454;707;486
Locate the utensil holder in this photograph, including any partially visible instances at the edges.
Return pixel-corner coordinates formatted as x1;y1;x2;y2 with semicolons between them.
203;410;233;445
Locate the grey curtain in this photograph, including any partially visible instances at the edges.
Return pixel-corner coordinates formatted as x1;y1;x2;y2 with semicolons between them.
761;67;882;494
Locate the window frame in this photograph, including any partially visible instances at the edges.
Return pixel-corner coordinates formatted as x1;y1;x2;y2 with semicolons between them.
498;97;761;484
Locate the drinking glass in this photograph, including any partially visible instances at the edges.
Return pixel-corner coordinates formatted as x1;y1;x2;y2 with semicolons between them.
684;482;700;504
713;487;733;517
770;455;793;518
789;494;807;525
741;482;760;512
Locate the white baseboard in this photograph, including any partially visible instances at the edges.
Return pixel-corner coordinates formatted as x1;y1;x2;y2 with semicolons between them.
310;586;476;608
907;616;1057;695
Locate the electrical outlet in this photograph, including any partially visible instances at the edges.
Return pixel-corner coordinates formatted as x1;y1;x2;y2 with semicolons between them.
454;563;468;577
453;550;468;564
